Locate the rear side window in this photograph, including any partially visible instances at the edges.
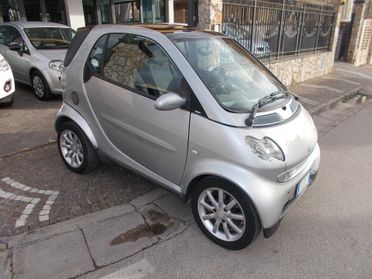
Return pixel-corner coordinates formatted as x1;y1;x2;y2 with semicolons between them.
87;35;108;74
64;26;92;67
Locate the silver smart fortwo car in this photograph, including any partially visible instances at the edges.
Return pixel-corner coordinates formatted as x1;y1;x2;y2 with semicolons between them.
56;25;320;250
0;22;75;100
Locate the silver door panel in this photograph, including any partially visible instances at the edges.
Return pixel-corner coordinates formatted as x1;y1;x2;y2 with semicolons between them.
84;76;190;185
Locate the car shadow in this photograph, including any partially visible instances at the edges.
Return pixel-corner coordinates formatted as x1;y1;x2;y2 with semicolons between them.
1;82;62;110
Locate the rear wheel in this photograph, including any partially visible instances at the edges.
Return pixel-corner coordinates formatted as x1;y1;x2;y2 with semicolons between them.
31;71;52;100
57;121;98;173
191;177;261;250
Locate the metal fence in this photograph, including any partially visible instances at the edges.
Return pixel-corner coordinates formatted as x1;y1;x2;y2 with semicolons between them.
222;0;337;60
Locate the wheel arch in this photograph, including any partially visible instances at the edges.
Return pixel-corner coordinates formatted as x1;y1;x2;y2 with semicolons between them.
184;173;263;228
29;67;42;79
29;67;49;88
55;104;98;149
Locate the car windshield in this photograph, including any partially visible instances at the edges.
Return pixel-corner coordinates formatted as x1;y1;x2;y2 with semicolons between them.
169;35;286;112
24;27;76;49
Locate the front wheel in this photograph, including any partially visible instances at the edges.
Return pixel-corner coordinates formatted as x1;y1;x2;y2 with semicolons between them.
191;178;261;250
57;122;98;173
31;71;52;100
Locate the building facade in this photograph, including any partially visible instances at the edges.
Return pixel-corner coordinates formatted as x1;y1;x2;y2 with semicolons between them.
341;0;372;66
0;0;198;30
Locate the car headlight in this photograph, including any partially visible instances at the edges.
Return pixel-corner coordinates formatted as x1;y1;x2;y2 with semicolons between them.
49;60;64;72
0;57;10;72
245;136;285;161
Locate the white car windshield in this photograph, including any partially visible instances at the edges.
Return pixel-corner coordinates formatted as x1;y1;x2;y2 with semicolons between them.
24;27;76;49
169;35;286;112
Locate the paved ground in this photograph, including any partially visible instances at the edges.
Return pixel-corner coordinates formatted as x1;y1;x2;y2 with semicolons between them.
0;62;371;278
0;86;155;237
289;62;372;113
0;83;60;157
0;146;155;237
2;99;372;279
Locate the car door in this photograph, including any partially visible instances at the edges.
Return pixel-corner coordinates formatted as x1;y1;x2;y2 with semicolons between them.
0;26;30;83
84;33;191;185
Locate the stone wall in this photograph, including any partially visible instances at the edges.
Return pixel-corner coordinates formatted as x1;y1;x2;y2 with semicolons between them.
263;52;334;86
198;0;222;30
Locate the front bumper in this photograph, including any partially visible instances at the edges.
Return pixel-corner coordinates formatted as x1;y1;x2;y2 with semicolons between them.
263;169;318;238
0;76;15;102
42;69;63;95
249;144;321;234
0;93;14;104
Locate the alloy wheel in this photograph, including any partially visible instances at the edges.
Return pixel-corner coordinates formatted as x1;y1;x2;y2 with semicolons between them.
32;75;45;98
197;187;246;242
60;130;84;168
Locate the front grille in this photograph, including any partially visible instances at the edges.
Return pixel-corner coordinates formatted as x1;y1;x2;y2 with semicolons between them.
254;113;283;126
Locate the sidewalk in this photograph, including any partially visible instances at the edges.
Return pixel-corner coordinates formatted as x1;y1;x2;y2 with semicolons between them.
1;188;193;279
1;62;372;279
289;62;372;115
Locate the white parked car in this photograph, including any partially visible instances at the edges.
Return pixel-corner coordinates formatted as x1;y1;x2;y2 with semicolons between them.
0;53;15;106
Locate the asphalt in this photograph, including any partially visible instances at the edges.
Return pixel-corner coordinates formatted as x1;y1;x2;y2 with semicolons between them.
0;83;61;157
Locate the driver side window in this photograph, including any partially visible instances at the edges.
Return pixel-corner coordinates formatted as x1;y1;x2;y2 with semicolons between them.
101;33;185;99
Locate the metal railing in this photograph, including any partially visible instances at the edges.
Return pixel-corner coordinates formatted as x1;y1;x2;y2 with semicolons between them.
222;0;337;60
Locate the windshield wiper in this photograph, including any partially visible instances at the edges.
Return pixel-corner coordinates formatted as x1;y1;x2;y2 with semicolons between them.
245;91;291;127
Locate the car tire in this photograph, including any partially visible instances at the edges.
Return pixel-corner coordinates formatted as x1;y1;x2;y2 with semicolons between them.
57;121;98;173
31;71;52;100
191;177;261;250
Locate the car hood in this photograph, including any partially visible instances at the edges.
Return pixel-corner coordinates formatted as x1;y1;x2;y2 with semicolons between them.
37;49;68;61
258;105;318;170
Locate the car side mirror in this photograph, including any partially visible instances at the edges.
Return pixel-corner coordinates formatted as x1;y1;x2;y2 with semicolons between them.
8;43;22;51
154;92;186;111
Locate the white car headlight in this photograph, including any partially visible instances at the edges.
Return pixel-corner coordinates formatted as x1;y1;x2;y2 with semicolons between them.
49;60;64;72
0;57;10;72
245;136;284;161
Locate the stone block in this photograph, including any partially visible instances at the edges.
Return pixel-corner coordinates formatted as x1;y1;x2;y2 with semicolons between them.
140;204;188;241
154;194;193;223
130;188;168;209
13;230;94;279
82;211;157;267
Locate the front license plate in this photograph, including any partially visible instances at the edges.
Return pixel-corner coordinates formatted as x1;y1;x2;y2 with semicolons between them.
296;171;311;198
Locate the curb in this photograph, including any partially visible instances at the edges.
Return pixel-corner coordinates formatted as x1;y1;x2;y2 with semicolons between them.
6;188;169;249
0;140;57;159
308;86;362;116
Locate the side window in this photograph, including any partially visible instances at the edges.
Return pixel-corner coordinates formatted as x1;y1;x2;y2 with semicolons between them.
88;35;108;74
8;27;23;45
0;26;9;45
102;33;185;99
